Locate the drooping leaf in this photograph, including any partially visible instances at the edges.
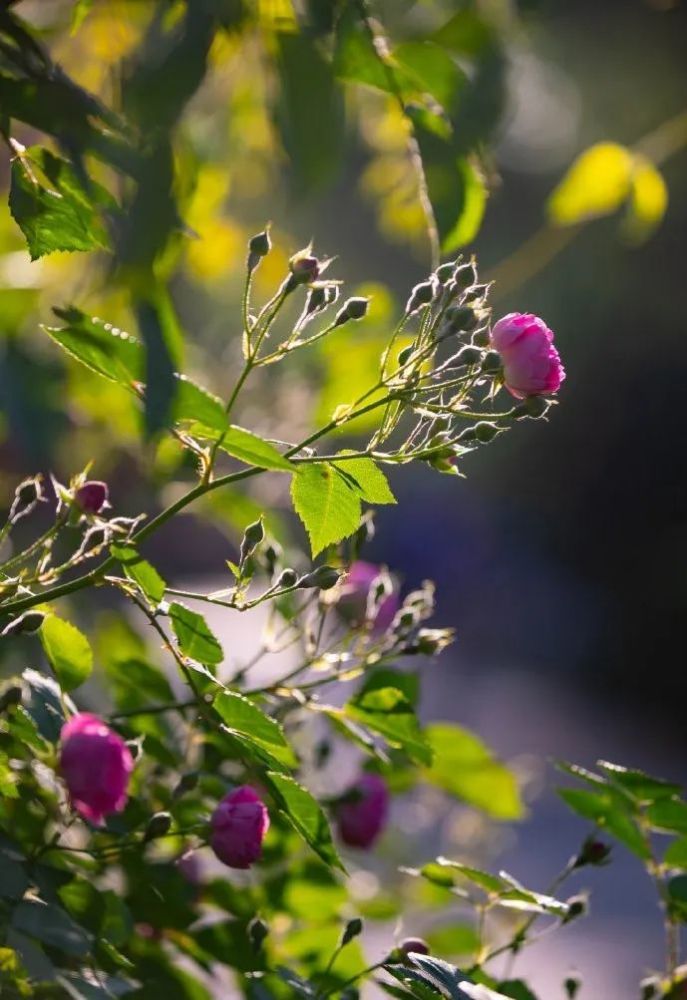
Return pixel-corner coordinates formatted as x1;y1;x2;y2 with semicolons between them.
425;723;523;820
291;462;362;557
265;771;344;871
110;544;166;605
168;602;223;667
44;309;142;385
275;30;344;193
9;147;114;260
40;615;93;692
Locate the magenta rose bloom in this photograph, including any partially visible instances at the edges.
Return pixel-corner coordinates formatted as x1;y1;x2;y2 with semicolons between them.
336;773;389;849
60;713;134;824
490;313;565;399
210;786;270;869
74;481;109;514
338;561;400;634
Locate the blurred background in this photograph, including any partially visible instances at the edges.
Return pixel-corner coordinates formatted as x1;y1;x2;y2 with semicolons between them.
1;0;687;995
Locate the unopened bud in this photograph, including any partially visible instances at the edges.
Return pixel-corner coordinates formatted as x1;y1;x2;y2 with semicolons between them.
446;305;479;333
574;837;611;868
0;685;22;712
453;261;477;291
276;568;298;589
240;518;264;564
9;476;44;522
335;297;369;327
144;811;172;842
435;262;456;285
406;280;436;314
463;283;488;303
455;345;482;366
397;345;414;367
415;628;454;655
564;974;582;999
474;422;502;444
341;917;363;946
306;286;327;314
563;894;588;923
399;937;430;960
248;916;269;950
298;565;341;591
481;350;502;373
74;481;109;515
173;772;199;798
288;250;320;287
524;395;551;419
640;975;660;999
248;229;271;271
1;611;45;637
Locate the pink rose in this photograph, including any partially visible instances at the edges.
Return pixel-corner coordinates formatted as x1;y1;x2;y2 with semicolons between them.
74;481;109;514
336;773;389;849
338;561;400;634
490;313;565;399
210;786;270;869
60;713;134;824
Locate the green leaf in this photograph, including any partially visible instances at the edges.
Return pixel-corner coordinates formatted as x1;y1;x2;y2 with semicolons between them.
597;760;681;802
393;41;466;111
22;668;75;743
275;30;344;193
192;424;293;470
11;899;92;957
110;544;166;605
174;376;227;433
429;859;507;894
557;787;650;858
9;147;113;260
265;771;344;871
213;691;296;768
665;838;687;869
291;462;362;557
496;982;540;1000
408;111;488;252
334;454;396;504
333;6;393;92
668;875;687;922
168;602;223;667
345;682;432;766
424;723;523;821
40;615;93;692
134;296;177;439
645;799;687;835
44;309;142;385
547;142;634;226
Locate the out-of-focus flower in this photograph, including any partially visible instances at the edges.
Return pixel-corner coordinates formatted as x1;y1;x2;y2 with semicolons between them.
74;480;110;514
210;786;270;869
337;561;400;634
336;773;389;849
60;713;133;824
490;313;565;399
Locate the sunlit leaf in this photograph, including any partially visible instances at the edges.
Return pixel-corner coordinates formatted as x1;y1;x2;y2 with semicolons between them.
168;602;223;666
265;771;344;871
334;453;397;504
425;723;523;820
213;691;296;768
623;154;668;244
40;615;93;692
110;544;166;605
291;462;362;557
547;142;634;226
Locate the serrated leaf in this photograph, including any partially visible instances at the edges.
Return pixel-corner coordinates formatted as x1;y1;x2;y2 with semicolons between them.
168;602;223;667
9;147;113;260
40;615;93;692
431;859;507;894
44;309;142;384
110;544;166;605
557;787;650;858
291;462;362;557
174;375;227;432
597;760;681;802
645;798;687;835
213;691;296;768
335;453;396;504
265;771;344;871
424;724;523;820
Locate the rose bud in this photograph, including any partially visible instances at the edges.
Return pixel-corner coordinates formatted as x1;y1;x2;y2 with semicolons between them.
74;481;109;515
337;561;400;634
490;313;565;399
60;713;134;824
210;786;270;869
336;773;389;849
399;937;430;960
